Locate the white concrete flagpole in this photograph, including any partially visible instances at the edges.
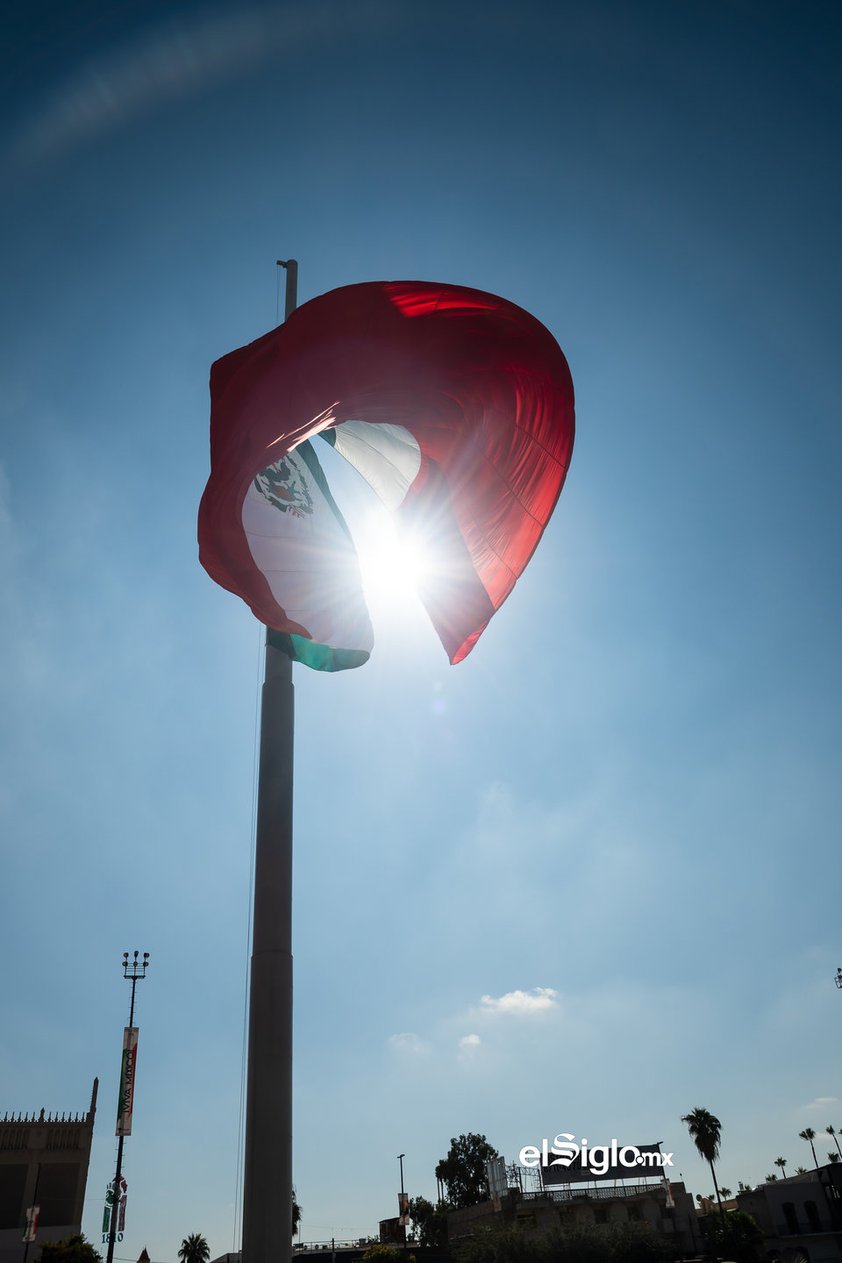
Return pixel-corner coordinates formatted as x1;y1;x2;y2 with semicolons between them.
241;259;297;1263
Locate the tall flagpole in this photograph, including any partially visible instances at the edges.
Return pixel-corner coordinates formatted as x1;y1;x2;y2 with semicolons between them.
241;260;297;1263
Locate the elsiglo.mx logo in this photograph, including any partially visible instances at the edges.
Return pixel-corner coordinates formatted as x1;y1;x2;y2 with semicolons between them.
519;1134;674;1176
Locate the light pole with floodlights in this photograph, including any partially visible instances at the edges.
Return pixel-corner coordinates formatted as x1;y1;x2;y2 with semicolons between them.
105;951;149;1263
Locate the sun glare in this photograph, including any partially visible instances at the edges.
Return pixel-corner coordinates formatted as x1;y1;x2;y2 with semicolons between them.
355;508;430;611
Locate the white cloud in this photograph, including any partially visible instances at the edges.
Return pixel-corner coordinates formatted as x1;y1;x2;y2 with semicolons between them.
480;987;558;1015
458;1033;481;1048
387;1032;431;1055
802;1096;839;1112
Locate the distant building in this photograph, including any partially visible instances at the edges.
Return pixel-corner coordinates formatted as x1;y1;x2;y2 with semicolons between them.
736;1161;842;1263
378;1216;405;1245
448;1178;701;1257
0;1080;98;1263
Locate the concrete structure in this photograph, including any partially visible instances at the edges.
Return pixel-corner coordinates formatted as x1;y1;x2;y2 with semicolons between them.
736;1162;842;1263
448;1179;701;1257
0;1080;98;1263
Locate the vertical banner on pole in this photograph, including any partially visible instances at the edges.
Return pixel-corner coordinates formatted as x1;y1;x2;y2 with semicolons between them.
102;1186;113;1236
22;1207;39;1243
103;1180;127;1240
116;1027;139;1136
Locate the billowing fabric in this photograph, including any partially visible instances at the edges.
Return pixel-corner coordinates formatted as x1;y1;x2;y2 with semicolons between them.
198;280;575;668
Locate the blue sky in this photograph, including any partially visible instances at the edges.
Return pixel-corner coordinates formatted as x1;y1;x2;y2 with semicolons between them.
1;0;841;1253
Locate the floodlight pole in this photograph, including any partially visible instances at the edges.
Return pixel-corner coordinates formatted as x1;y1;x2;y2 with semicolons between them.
106;951;149;1263
241;260;297;1263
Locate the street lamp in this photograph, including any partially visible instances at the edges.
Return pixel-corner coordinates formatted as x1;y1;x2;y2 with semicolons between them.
105;952;149;1263
397;1154;407;1246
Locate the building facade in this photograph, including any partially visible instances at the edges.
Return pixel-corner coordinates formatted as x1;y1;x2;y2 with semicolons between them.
448;1179;701;1257
0;1080;98;1263
736;1162;842;1263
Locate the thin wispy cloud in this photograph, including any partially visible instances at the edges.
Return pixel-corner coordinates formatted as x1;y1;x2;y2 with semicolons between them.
387;1032;431;1056
458;1033;481;1048
801;1096;839;1112
6;1;410;168
480;987;558;1015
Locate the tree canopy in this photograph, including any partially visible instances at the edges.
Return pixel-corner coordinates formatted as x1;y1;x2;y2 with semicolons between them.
799;1127;819;1168
409;1194;448;1247
452;1222;674;1263
361;1246;410;1261
436;1133;500;1209
681;1107;721;1165
178;1234;209;1263
38;1236;102;1263
701;1209;763;1263
682;1107;725;1215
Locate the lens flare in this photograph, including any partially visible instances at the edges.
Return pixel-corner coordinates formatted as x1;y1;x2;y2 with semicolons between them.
355;508;430;609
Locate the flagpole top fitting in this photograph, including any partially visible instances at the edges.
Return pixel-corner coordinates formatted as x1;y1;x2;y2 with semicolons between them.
275;260;298;320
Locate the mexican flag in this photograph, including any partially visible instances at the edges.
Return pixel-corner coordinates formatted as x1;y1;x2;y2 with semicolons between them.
198;280;574;670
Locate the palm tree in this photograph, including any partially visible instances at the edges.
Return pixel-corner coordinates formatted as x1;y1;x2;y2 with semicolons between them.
682;1108;725;1219
799;1127;819;1169
178;1236;209;1263
765;1173;778;1182
292;1189;301;1238
828;1125;842;1160
719;1186;733;1201
795;1166;808;1175
828;1152;840;1164
774;1156;787;1180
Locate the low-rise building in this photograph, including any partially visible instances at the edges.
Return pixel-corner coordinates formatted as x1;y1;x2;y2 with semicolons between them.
0;1081;98;1263
448;1178;701;1257
736;1162;842;1263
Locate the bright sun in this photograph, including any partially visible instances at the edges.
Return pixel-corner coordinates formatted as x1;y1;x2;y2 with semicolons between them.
355;507;430;610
